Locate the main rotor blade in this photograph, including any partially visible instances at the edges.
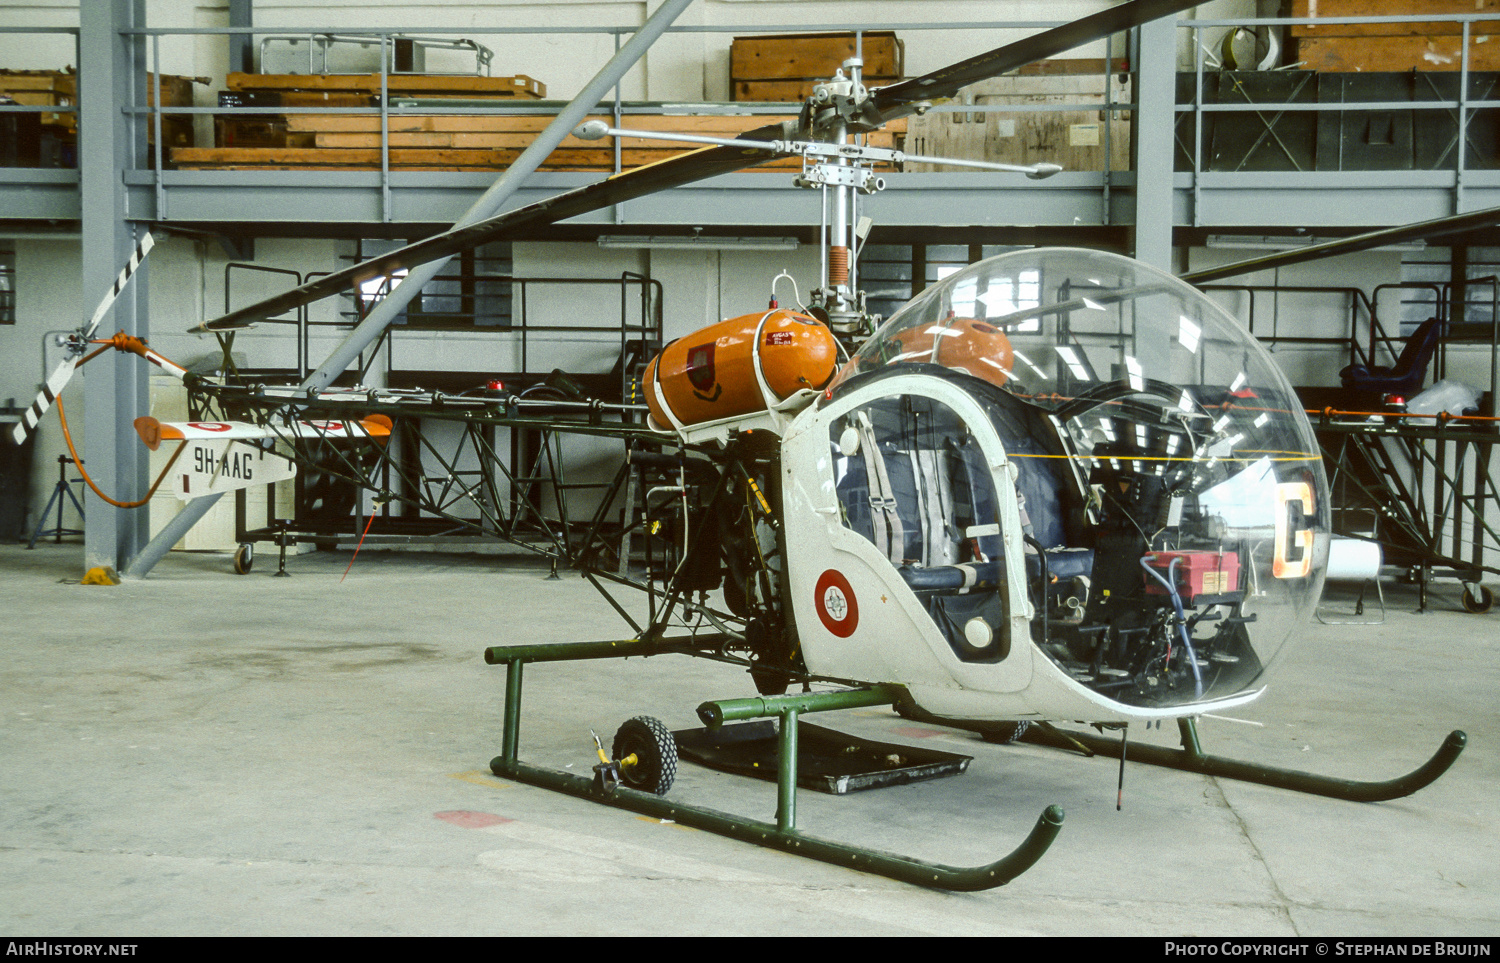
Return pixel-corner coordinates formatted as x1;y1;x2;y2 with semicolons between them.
872;0;1204;122
1181;206;1500;286
191;123;794;334
193;2;1209;334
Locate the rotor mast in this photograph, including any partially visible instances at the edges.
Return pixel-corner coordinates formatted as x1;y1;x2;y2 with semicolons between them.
799;57;882;338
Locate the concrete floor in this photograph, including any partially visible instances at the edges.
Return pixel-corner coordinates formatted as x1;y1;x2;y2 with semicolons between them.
1;540;1496;937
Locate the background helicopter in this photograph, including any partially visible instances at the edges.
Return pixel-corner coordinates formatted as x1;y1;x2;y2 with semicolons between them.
17;0;1480;887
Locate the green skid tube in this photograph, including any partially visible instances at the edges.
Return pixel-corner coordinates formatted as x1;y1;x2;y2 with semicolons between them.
1019;719;1467;803
489;756;1064;891
484;639;1065;890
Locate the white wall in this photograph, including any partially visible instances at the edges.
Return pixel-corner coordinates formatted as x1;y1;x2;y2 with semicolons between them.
1185;245;1409;388
2;237;84;535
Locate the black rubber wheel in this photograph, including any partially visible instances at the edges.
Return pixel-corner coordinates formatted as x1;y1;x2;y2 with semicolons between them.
611;716;677;795
233;543;254;575
980;721;1031;745
1461;584;1494;614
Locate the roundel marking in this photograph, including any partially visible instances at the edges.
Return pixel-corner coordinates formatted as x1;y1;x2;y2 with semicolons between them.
187;422;231;431
814;569;859;638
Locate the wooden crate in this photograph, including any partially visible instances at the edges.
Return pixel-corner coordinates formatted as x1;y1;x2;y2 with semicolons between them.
214;118;316;149
731;31;902;101
1288;0;1500;71
902;73;1131;173
1288;0;1500;37
0;69;200;161
1296;35;1500;71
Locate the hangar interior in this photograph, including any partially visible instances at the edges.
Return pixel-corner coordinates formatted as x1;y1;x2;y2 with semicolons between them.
1;0;1497;937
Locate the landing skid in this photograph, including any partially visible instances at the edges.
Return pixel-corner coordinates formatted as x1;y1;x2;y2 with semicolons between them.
1019;718;1467;803
484;636;1064;890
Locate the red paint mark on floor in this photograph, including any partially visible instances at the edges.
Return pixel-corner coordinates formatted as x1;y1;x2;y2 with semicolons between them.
890;726;947;739
434;810;513;829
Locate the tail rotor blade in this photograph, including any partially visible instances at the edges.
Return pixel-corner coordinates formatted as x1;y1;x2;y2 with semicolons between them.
83;232;156;339
11;356;78;446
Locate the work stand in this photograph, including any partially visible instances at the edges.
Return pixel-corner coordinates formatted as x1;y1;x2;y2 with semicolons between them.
483;635;1064;891
28;455;85;549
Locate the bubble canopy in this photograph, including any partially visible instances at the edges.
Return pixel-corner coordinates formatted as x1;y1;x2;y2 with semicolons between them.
826;249;1328;710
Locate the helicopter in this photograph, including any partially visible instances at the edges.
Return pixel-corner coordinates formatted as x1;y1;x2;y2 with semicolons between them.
16;0;1480;888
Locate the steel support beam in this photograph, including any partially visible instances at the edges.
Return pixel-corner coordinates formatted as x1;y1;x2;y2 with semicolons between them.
1131;13;1176;271
123;493;222;580
228;0;254;74
81;0;151;573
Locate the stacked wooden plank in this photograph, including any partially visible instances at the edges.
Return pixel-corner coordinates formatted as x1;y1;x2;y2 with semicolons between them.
200;70;547;157
176;110;905;171
731;31;902;102
1290;0;1500;72
1;69;201;166
223;71;546;100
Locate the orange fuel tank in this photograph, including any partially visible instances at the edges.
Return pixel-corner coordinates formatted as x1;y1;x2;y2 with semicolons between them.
644;308;839;430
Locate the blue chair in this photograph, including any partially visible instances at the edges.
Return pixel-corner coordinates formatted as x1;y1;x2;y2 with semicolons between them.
1340;317;1443;397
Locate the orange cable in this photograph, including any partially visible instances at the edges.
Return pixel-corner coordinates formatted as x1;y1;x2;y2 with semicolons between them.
56;396;186;508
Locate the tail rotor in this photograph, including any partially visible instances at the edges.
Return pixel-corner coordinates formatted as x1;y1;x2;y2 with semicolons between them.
10;233;155;446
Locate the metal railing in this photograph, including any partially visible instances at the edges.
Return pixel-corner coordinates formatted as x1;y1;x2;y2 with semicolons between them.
6;13;1500;223
222;263;661;400
256;33;494;77
1177;13;1500;222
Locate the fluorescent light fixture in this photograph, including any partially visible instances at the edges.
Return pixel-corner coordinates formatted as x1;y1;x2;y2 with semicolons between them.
1206;234;1426;252
599;235;799;251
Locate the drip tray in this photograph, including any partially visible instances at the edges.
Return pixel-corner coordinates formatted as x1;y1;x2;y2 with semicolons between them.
673;720;972;795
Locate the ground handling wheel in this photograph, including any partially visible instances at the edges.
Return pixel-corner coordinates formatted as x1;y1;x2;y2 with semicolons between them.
1461;584;1494;614
232;543;254;575
610;716;677;796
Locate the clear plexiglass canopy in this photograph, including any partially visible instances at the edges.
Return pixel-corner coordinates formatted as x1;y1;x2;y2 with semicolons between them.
826;249;1329;709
